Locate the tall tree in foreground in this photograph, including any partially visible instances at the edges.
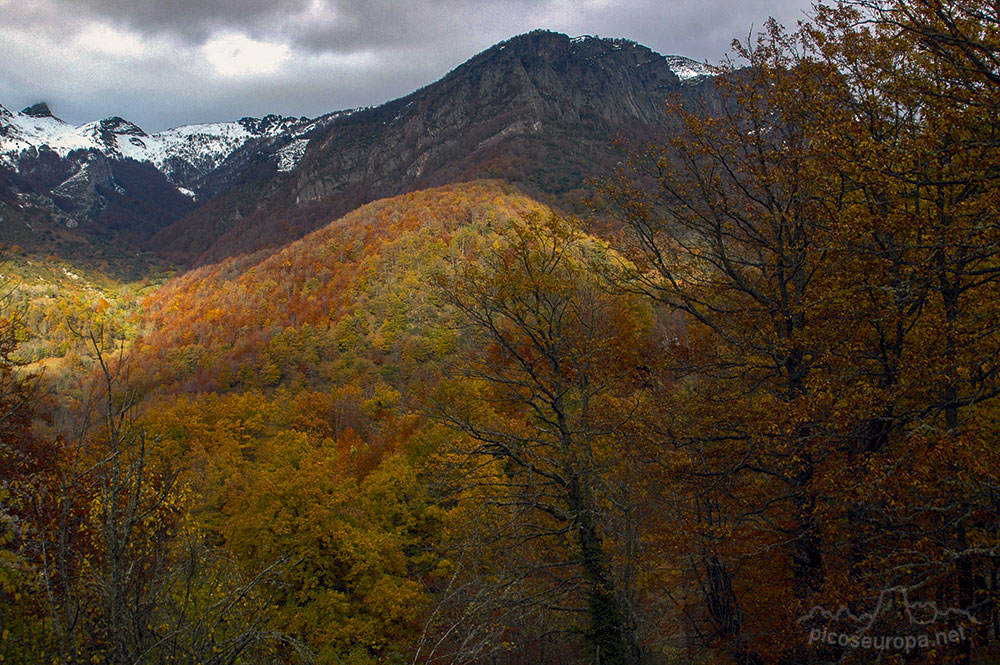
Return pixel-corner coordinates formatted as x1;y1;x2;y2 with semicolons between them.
603;3;1000;662
601;20;855;662
0;259;55;663
427;213;655;665
810;2;1000;661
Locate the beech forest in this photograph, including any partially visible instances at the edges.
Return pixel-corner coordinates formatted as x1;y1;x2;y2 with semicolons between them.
2;2;1000;663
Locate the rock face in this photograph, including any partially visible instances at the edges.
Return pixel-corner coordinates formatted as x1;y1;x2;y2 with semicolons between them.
1;31;723;263
51;154;114;218
296;32;680;204
153;30;721;264
21;102;55;118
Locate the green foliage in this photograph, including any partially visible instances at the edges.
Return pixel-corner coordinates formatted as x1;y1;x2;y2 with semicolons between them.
14;6;1000;657
137;181;547;396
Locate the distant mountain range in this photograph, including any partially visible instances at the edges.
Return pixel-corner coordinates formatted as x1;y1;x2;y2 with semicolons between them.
0;30;720;265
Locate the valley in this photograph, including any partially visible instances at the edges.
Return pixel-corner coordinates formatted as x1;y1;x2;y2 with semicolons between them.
2;8;1000;665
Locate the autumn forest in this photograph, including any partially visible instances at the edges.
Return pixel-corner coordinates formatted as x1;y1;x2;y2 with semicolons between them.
3;1;1000;664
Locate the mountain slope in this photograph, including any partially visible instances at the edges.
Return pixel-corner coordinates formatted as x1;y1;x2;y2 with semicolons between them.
0;103;343;248
150;31;721;264
1;31;720;268
137;179;549;394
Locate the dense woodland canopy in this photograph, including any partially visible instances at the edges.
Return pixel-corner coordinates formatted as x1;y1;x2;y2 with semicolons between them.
2;1;1000;663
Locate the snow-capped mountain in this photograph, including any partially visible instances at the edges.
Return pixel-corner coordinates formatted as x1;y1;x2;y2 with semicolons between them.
0;101;347;245
0;102;325;194
0;31;724;264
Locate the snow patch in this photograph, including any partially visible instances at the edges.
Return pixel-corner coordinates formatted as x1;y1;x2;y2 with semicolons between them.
56;163;92;190
664;55;719;82
276;139;310;172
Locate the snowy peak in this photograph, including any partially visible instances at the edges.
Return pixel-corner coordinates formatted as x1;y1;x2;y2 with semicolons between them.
90;116;148;138
0;104;322;190
147;114;326;181
21;102;56;118
79;116;150;158
1;107;93;155
0;101;333;243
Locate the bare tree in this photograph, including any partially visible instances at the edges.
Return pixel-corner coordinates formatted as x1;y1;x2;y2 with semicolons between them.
424;213;652;665
33;324;301;664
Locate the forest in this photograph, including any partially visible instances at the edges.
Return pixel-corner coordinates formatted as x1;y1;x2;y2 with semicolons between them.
2;1;1000;663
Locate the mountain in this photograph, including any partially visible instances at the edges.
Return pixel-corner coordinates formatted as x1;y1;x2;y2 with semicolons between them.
0;102;331;195
0;102;344;247
1;30;721;265
151;31;722;264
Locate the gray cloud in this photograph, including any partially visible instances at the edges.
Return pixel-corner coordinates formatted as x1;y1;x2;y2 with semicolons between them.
50;0;537;50
0;0;815;131
57;0;315;42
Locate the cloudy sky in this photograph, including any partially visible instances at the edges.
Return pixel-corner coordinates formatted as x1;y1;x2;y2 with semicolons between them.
0;0;815;132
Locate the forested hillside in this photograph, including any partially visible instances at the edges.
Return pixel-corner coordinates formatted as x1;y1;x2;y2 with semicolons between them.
2;2;1000;664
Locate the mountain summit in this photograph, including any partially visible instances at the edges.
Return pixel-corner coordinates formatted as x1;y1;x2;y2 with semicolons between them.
153;30;722;263
0;31;721;263
21;102;56;118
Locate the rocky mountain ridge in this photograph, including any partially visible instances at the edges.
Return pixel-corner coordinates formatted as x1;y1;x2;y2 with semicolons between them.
152;31;723;264
0;102;336;194
0;31;721;263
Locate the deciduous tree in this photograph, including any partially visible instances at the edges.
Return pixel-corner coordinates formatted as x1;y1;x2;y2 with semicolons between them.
428;213;654;664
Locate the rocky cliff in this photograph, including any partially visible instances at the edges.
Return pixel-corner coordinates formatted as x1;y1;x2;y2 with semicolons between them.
2;30;721;265
151;30;720;264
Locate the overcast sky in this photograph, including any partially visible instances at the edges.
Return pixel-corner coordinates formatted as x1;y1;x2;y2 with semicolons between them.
0;0;816;132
